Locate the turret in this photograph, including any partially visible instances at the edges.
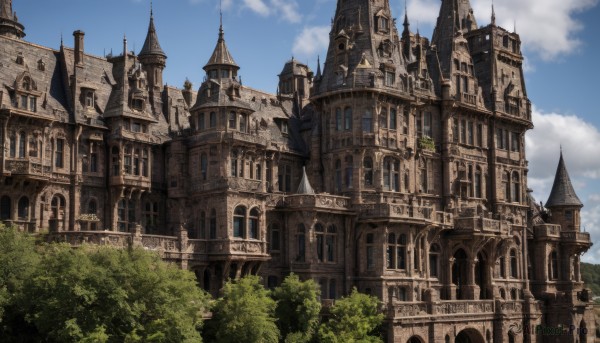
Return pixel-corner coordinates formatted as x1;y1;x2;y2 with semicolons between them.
545;151;583;231
203;18;239;81
138;6;167;91
278;57;312;103
0;0;25;39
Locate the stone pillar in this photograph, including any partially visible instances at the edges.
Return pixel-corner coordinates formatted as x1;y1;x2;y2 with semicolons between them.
178;224;188;269
446;257;457;300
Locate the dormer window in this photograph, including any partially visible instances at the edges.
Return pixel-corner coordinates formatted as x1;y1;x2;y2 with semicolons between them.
22;77;31;90
132;98;144;111
385;71;395;86
37;59;45;71
18;94;37;112
85;90;95;108
375;11;390;32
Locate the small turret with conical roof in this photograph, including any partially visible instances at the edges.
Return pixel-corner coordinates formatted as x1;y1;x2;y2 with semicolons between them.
0;0;25;38
545;150;583;231
203;15;239;81
139;5;166;90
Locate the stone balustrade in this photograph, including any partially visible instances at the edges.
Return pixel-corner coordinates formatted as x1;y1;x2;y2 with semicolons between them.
391;300;495;319
282;194;350;211
533;224;563;239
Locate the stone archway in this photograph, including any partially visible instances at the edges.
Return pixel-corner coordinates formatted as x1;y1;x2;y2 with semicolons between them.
407;336;424;343
455;328;485;343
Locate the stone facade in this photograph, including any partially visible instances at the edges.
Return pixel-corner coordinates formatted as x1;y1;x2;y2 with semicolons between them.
0;0;594;342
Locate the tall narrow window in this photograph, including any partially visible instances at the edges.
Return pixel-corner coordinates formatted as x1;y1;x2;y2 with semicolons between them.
9;134;16;157
423;112;432;137
316;223;324;262
344;155;353;188
55;139;64;168
512;172;520;203
233;206;245;238
239;114;247;133
231;152;238;177
344;107;352;130
142;149;148;177
468;121;474;145
278;164;291;192
397;234;407;269
429;244;440;278
90;143;98;173
477;123;483;147
124;145;132;175
229;111;236;129
17;196;29;220
269;224;280;252
335;159;342;193
18;132;26;158
380;109;388;129
505;172;511;202
209;209;217;239
363;157;373;187
511;132;520;152
453;119;459;143
387;233;396;269
366;233;374;270
201;153;208;180
297;224;306;262
474;167;482;198
249;208;259;239
112;146;120;176
133;148;140;175
549;251;558;280
198;113;205;130
460;120;467;143
390;108;397;130
199;211;206;239
510;249;518;278
362;109;372;133
335;108;342;131
326;225;336;262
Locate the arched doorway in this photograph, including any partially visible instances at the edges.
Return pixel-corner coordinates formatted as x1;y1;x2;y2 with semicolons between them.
407;336;423;343
453;249;469;300
455;328;485;343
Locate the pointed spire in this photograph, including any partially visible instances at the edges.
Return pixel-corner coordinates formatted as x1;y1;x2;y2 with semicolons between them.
491;1;496;26
139;4;166;58
297;167;315;195
204;13;238;71
0;0;25;38
315;55;322;79
545;151;583;208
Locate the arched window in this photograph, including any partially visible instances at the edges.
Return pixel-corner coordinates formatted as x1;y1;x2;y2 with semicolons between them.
249;208;259;239
315;223;325;262
549;250;558;280
362;109;372;133
335;159;342;192
363;157;373;187
209;209;217;239
200;153;208;180
233;206;246;238
209;111;217;128
366;233;374;270
17;196;29;220
505;171;511;202
344;107;352;130
335;108;342;131
0;196;11;220
429;244;440;278
18;132;26;158
510;249;518;278
512;172;520;203
344;155;353;188
380;108;388;129
51;195;66;219
231;152;238;177
297;224;306;262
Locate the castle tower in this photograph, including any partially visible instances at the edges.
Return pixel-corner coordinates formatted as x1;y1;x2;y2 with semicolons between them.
0;0;25;38
138;7;167;91
545;151;583;231
278;57;312;113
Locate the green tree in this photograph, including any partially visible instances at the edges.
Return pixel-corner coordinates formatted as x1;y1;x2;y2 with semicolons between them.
272;273;321;343
318;288;384;343
19;244;210;342
0;224;40;337
209;275;279;343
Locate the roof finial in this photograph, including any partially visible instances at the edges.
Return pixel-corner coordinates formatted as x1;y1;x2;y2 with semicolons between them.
218;0;224;40
150;0;153;17
513;19;517;33
491;0;496;25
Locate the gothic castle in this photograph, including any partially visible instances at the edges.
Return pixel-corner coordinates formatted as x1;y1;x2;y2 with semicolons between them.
0;0;594;341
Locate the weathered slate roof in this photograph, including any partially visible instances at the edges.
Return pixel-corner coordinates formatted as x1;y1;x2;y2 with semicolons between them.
139;12;166;58
204;25;238;70
545;152;583;208
297;166;315;194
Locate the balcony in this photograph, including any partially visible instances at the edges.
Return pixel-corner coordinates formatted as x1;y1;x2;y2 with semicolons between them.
390;299;495;320
459;92;477;106
228;131;267;147
533;224;561;240
5;159;48;179
189;178;263;193
357;203;453;226
109;175;151;190
560;231;592;245
206;239;268;258
279;194;351;212
454;217;509;236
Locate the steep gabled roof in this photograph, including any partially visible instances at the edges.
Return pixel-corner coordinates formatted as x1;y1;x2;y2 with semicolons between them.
545;152;583;208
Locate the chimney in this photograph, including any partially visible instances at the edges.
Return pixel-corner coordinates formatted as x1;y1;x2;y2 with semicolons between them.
73;30;85;66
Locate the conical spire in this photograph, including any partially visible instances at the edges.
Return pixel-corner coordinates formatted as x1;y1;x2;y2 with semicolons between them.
139;5;166;58
204;15;238;71
0;0;25;39
297;167;315;195
491;1;496;26
545;151;583;208
315;55;322;79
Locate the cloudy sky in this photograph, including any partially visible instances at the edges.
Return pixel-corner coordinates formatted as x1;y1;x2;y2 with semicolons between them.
13;0;600;261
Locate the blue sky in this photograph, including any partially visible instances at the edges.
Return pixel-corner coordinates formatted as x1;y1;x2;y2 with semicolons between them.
12;0;600;262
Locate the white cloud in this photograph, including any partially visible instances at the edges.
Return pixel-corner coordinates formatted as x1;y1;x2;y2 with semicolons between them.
406;0;599;60
271;0;302;24
214;0;301;23
292;25;330;60
243;0;271;17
